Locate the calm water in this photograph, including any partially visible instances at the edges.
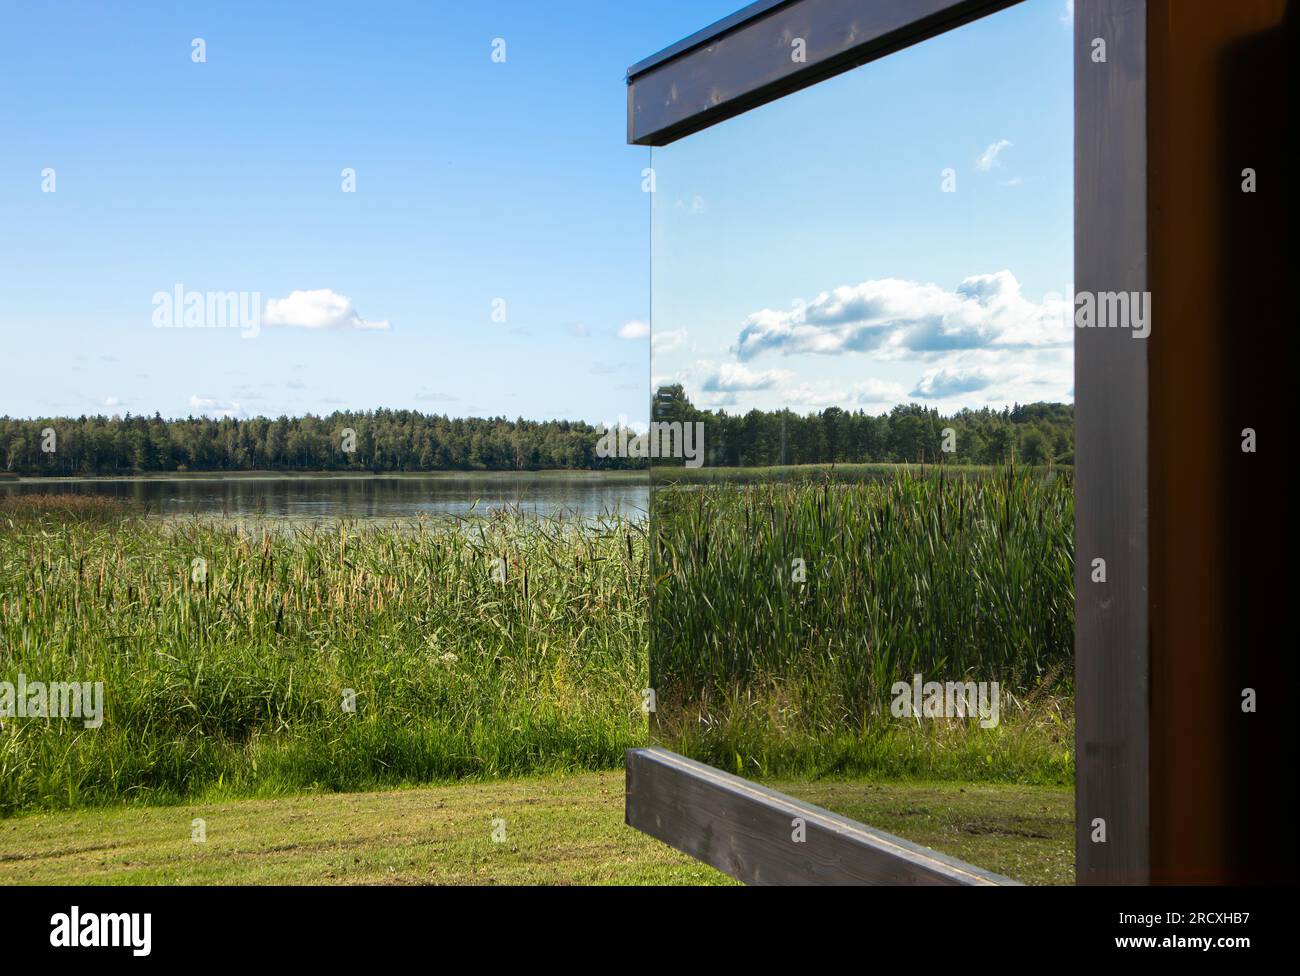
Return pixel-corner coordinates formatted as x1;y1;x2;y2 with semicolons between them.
1;474;648;521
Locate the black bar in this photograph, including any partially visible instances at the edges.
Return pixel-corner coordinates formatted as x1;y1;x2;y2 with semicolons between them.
626;0;1022;146
626;0;794;79
0;883;1282;959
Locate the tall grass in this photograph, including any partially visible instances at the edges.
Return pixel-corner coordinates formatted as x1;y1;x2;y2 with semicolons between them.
0;503;646;814
651;468;1074;781
0;470;1076;814
0;492;137;522
655;461;1069;486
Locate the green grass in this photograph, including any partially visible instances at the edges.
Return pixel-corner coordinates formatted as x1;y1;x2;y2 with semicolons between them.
0;500;647;814
0;771;733;885
0;770;1073;885
765;778;1074;885
654;461;1069;485
0;486;1077;885
667;702;1074;786
2;475;1074;850
652;467;1075;783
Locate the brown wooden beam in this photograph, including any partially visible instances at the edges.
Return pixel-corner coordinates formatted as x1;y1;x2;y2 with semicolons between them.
1145;0;1293;884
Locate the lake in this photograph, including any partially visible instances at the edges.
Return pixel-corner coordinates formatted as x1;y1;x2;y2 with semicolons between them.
0;473;648;522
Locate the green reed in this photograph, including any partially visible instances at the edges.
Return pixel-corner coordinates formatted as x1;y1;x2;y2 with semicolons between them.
651;468;1074;779
0;503;646;814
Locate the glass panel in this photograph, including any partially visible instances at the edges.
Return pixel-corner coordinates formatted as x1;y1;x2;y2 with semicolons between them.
650;0;1075;884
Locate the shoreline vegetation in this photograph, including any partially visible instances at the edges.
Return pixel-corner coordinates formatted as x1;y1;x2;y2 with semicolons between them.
1;469;647;483
1;393;1072;475
1;472;1075;819
656;460;1070;485
652;467;1075;787
2;497;647;815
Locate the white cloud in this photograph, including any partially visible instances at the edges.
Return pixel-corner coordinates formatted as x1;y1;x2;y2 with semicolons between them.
910;366;996;399
852;379;910;405
909;351;1073;406
263;289;390;331
188;395;243;419
780;383;844;408
651;327;688;353
697;391;739;408
699;361;792;393
102;395;125;408
714;272;1074;410
1061;0;1074;26
732;270;1069;362
975;139;1012;172
778;379;910;409
620;321;689;353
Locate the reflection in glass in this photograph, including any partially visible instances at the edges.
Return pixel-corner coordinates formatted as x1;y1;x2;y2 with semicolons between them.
649;0;1075;884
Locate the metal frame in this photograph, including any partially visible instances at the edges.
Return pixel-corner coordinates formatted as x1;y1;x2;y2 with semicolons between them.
626;748;1016;885
1071;0;1148;884
627;0;1021;146
627;0;1154;885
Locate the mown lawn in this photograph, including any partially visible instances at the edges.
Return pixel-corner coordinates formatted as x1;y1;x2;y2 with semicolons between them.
0;771;731;886
766;778;1074;885
0;770;1072;885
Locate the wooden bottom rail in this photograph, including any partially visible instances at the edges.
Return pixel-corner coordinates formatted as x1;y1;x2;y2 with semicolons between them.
625;747;1018;886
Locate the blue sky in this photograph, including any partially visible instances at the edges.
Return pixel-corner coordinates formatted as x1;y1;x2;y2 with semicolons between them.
2;0;1073;426
652;0;1075;415
0;0;750;424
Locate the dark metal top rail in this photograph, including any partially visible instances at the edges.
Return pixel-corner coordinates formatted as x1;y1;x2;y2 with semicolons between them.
625;0;793;80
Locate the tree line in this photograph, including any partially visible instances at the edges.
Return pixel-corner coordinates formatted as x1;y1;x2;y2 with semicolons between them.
650;385;1073;468
0;412;637;476
1;394;1072;476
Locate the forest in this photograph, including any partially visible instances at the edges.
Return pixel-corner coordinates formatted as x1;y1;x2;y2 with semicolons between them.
1;390;1072;475
650;385;1074;468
